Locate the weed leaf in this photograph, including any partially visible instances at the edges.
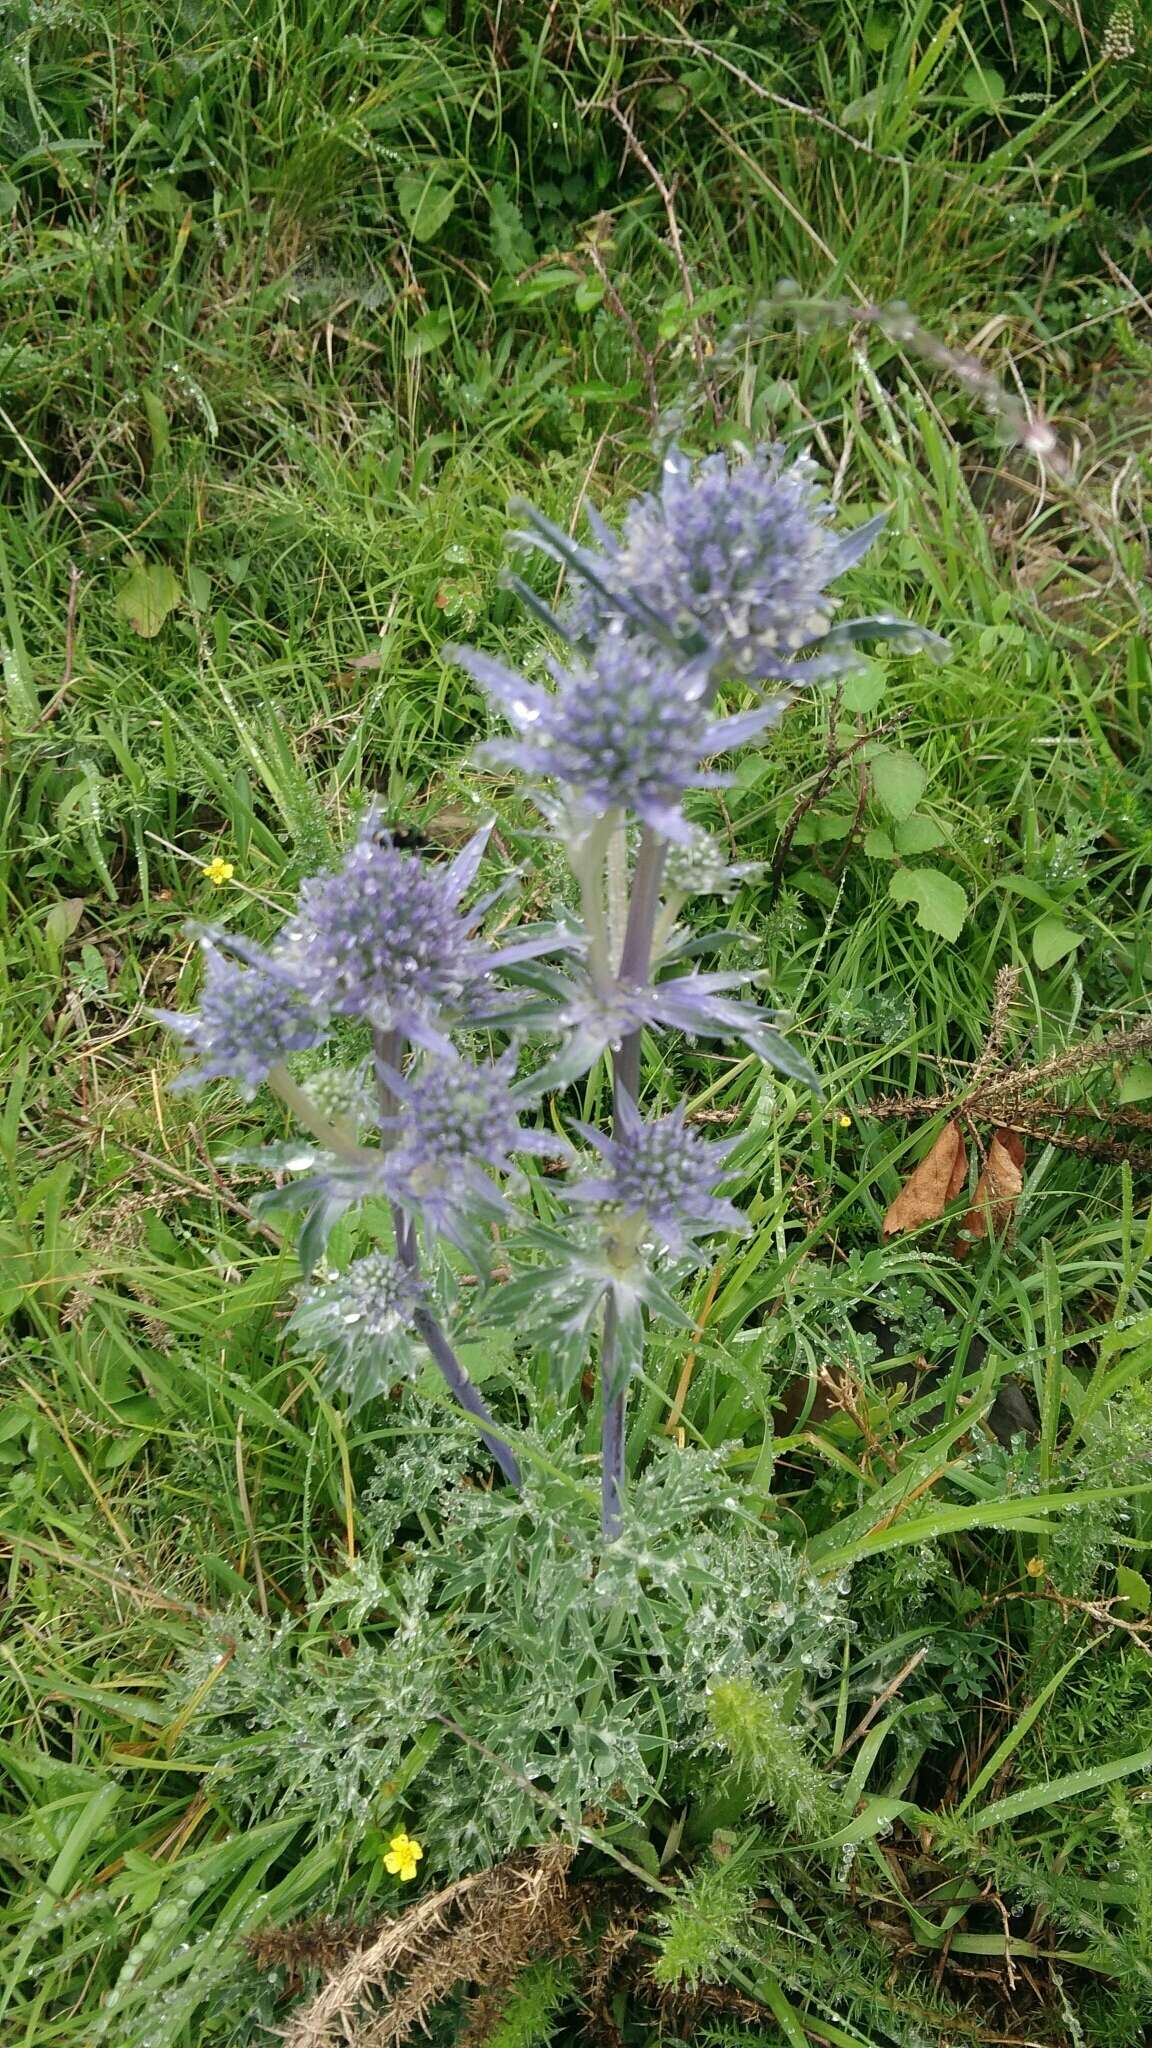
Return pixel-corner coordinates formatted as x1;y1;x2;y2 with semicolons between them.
888;865;969;941
115;561;181;637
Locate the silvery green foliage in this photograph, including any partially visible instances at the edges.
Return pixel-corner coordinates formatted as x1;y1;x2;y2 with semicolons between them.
169;1433;845;1876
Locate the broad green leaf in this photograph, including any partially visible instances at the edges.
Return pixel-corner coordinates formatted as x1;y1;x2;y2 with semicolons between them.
863;826;895;859
894;814;948;855
403;310;453;358
1117;1564;1151;1615
395;172;456;242
1032;915;1082;969
115;560;182;637
1119;1060;1152;1104
44;898;86;949
963;63;1006;107
792;807;854;846
870;748;926;820
842;662;887;714
888;866;968;941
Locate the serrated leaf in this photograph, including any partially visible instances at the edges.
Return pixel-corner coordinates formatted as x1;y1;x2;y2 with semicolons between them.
488;181;535;274
888;866;968;941
395;172;456;243
1032;915;1082;970
870;748;927;820
115;561;182;637
893;814;948;855
841;661;887;714
863;826;895;859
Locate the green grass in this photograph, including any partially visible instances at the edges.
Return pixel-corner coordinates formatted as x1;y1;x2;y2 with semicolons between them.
3;2;1152;2043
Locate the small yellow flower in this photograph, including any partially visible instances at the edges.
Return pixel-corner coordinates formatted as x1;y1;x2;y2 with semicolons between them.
203;856;235;887
838;1113;853;1128
1025;1556;1046;1579
383;1831;424;1882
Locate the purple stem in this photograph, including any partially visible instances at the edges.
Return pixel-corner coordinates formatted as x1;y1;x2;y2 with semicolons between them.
371;1027;520;1490
413;1307;522;1490
612;829;667;1115
602;826;666;1540
600;1293;624;1541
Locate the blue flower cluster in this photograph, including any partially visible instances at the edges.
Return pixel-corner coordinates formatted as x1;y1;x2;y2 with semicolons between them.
157;439;938;1533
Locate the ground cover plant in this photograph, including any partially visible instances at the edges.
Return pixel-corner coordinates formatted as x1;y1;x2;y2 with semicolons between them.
2;2;1152;2044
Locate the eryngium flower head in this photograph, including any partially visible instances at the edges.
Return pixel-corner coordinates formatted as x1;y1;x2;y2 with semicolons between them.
570;443;885;682
452;636;783;841
279;816;494;1049
154;936;326;1095
664;825;765;901
381;1052;567;1249
567;1097;742;1254
299;1061;377;1133
287;1250;424;1410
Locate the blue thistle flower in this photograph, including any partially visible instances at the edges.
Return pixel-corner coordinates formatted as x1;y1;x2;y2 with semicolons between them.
154;936;326;1096
505;447;946;684
287;1250;425;1410
452;636;783;842
567;1097;742;1255
380;1051;569;1250
277;815;552;1051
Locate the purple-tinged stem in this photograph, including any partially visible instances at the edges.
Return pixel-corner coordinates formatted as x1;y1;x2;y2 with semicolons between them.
413;1306;522;1490
601;827;667;1540
612;828;667;1114
370;1029;521;1490
600;1293;624;1541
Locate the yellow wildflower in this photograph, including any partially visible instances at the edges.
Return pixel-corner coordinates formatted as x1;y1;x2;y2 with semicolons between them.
384;1831;424;1882
203;856;235;887
1025;1556;1046;1579
838;1113;852;1128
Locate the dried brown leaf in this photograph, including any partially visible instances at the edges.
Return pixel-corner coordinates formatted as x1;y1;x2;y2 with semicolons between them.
956;1128;1025;1255
881;1121;967;1238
